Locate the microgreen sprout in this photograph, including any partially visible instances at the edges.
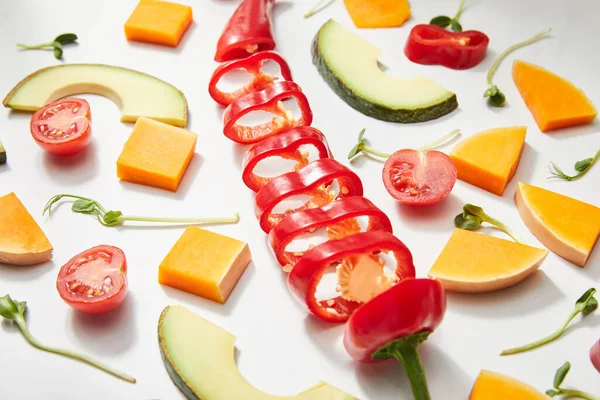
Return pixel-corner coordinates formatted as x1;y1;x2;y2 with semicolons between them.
454;204;525;243
548;149;600;182
17;33;78;60
430;0;465;32
546;362;600;400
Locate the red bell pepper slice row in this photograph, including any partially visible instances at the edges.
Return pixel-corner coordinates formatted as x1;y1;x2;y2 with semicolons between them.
223;81;313;144
404;24;490;70
344;278;446;400
215;0;276;62
209;51;293;107
242;126;332;192
268;196;392;271
287;230;416;323
254;158;363;233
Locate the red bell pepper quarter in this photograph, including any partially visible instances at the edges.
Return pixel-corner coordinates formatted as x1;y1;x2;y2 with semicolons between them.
223;81;313;144
344;278;446;400
287;231;416;323
242;126;332;192
209;51;293;107
268;196;392;271
404;24;489;70
254;158;363;233
215;0;276;62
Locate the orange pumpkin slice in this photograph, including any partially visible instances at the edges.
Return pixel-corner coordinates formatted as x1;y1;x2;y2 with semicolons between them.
344;0;411;28
515;182;600;267
513;60;597;132
0;193;53;265
469;370;550;400
428;228;548;293
450;126;526;196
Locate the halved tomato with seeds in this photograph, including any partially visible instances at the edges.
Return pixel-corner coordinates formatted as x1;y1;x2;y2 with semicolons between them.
56;245;127;314
382;149;457;206
30;98;92;156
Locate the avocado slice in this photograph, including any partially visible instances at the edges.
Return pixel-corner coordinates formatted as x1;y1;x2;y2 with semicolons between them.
3;64;188;127
158;306;357;400
312;20;458;123
0;138;5;165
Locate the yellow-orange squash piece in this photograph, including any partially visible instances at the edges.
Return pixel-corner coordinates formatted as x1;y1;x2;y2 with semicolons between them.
344;0;411;28
125;0;193;47
428;229;548;293
515;182;600;267
117;117;197;192
470;370;550;400
0;193;53;265
450;126;526;196
513;60;597;132
158;227;252;304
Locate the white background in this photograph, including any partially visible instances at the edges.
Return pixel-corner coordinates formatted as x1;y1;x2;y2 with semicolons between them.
0;0;599;399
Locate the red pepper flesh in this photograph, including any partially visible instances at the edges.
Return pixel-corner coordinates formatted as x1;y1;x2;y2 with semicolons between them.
287;231;416;323
223;81;313;144
215;0;276;62
209;51;293;107
404;24;490;70
242;126;332;192
268;196;392;270
254;158;363;233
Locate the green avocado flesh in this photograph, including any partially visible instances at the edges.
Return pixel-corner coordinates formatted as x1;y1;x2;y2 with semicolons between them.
3;64;188;127
158;306;357;400
312;20;458;123
0;138;5;165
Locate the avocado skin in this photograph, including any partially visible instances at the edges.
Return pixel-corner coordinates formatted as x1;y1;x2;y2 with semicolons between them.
0;140;5;165
311;28;458;123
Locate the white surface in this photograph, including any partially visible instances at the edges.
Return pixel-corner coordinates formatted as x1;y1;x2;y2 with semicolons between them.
0;0;599;399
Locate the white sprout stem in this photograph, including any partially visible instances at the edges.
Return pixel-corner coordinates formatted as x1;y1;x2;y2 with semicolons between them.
416;130;461;152
304;0;336;18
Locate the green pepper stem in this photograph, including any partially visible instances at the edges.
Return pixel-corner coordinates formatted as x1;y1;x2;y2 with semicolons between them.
553;389;600;400
482;214;525;244
15;317;136;383
416;130;461;152
304;0;336;18
120;214;240;225
391;343;431;400
453;0;465;21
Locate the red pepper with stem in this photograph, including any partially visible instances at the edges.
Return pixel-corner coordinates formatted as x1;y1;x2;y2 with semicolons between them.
242;126;332;192
223;81;313;144
287;230;416;323
268;196;392;271
215;0;276;62
344;278;446;400
254;158;363;233
209;51;293;107
404;24;489;70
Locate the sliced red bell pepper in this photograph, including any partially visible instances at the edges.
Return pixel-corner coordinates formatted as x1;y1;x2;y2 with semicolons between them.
254;158;362;233
268;196;392;271
242;126;332;192
287;230;416;323
215;0;276;62
344;278;446;400
404;24;489;70
209;51;293;107
223;81;313;144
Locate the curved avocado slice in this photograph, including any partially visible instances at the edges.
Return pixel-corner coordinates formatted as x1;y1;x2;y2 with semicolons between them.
3;64;188;127
312;20;458;123
158;306;357;400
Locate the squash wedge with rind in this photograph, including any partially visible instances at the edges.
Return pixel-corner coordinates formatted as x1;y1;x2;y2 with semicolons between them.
469;370;550;400
3;64;188;127
158;306;357;400
312;19;457;123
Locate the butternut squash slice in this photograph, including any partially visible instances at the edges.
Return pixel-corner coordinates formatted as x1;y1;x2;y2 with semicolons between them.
513;60;597;132
470;370;550;400
124;0;193;47
344;0;411;29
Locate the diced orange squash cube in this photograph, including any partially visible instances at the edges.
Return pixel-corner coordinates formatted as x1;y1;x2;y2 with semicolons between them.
513;60;597;132
117;117;197;192
450;126;526;196
344;0;411;28
470;370;549;400
158;227;252;304
124;0;193;47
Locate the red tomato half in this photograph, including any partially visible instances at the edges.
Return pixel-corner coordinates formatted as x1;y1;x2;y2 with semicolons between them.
382;149;457;206
30;98;92;156
57;245;128;314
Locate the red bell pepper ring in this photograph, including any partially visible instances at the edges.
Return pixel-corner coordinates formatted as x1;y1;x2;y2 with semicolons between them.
404;24;490;70
254;158;363;233
215;0;276;62
268;196;392;271
344;278;446;400
287;231;416;323
242;126;332;192
209;51;293;107
223;81;313;144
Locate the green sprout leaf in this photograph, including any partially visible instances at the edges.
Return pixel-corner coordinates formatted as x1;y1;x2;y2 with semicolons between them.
553;362;570;389
430;15;452;28
454;204;524;243
102;210;124;226
430;0;465;31
72;199;98;213
546;362;600;400
548;149;599;182
0;294;25;321
53;33;78;45
16;33;77;60
451;20;463;32
348;129;367;160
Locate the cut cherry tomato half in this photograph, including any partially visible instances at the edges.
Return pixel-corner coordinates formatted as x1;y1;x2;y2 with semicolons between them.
382;149;457;206
56;245;127;314
30;98;92;156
